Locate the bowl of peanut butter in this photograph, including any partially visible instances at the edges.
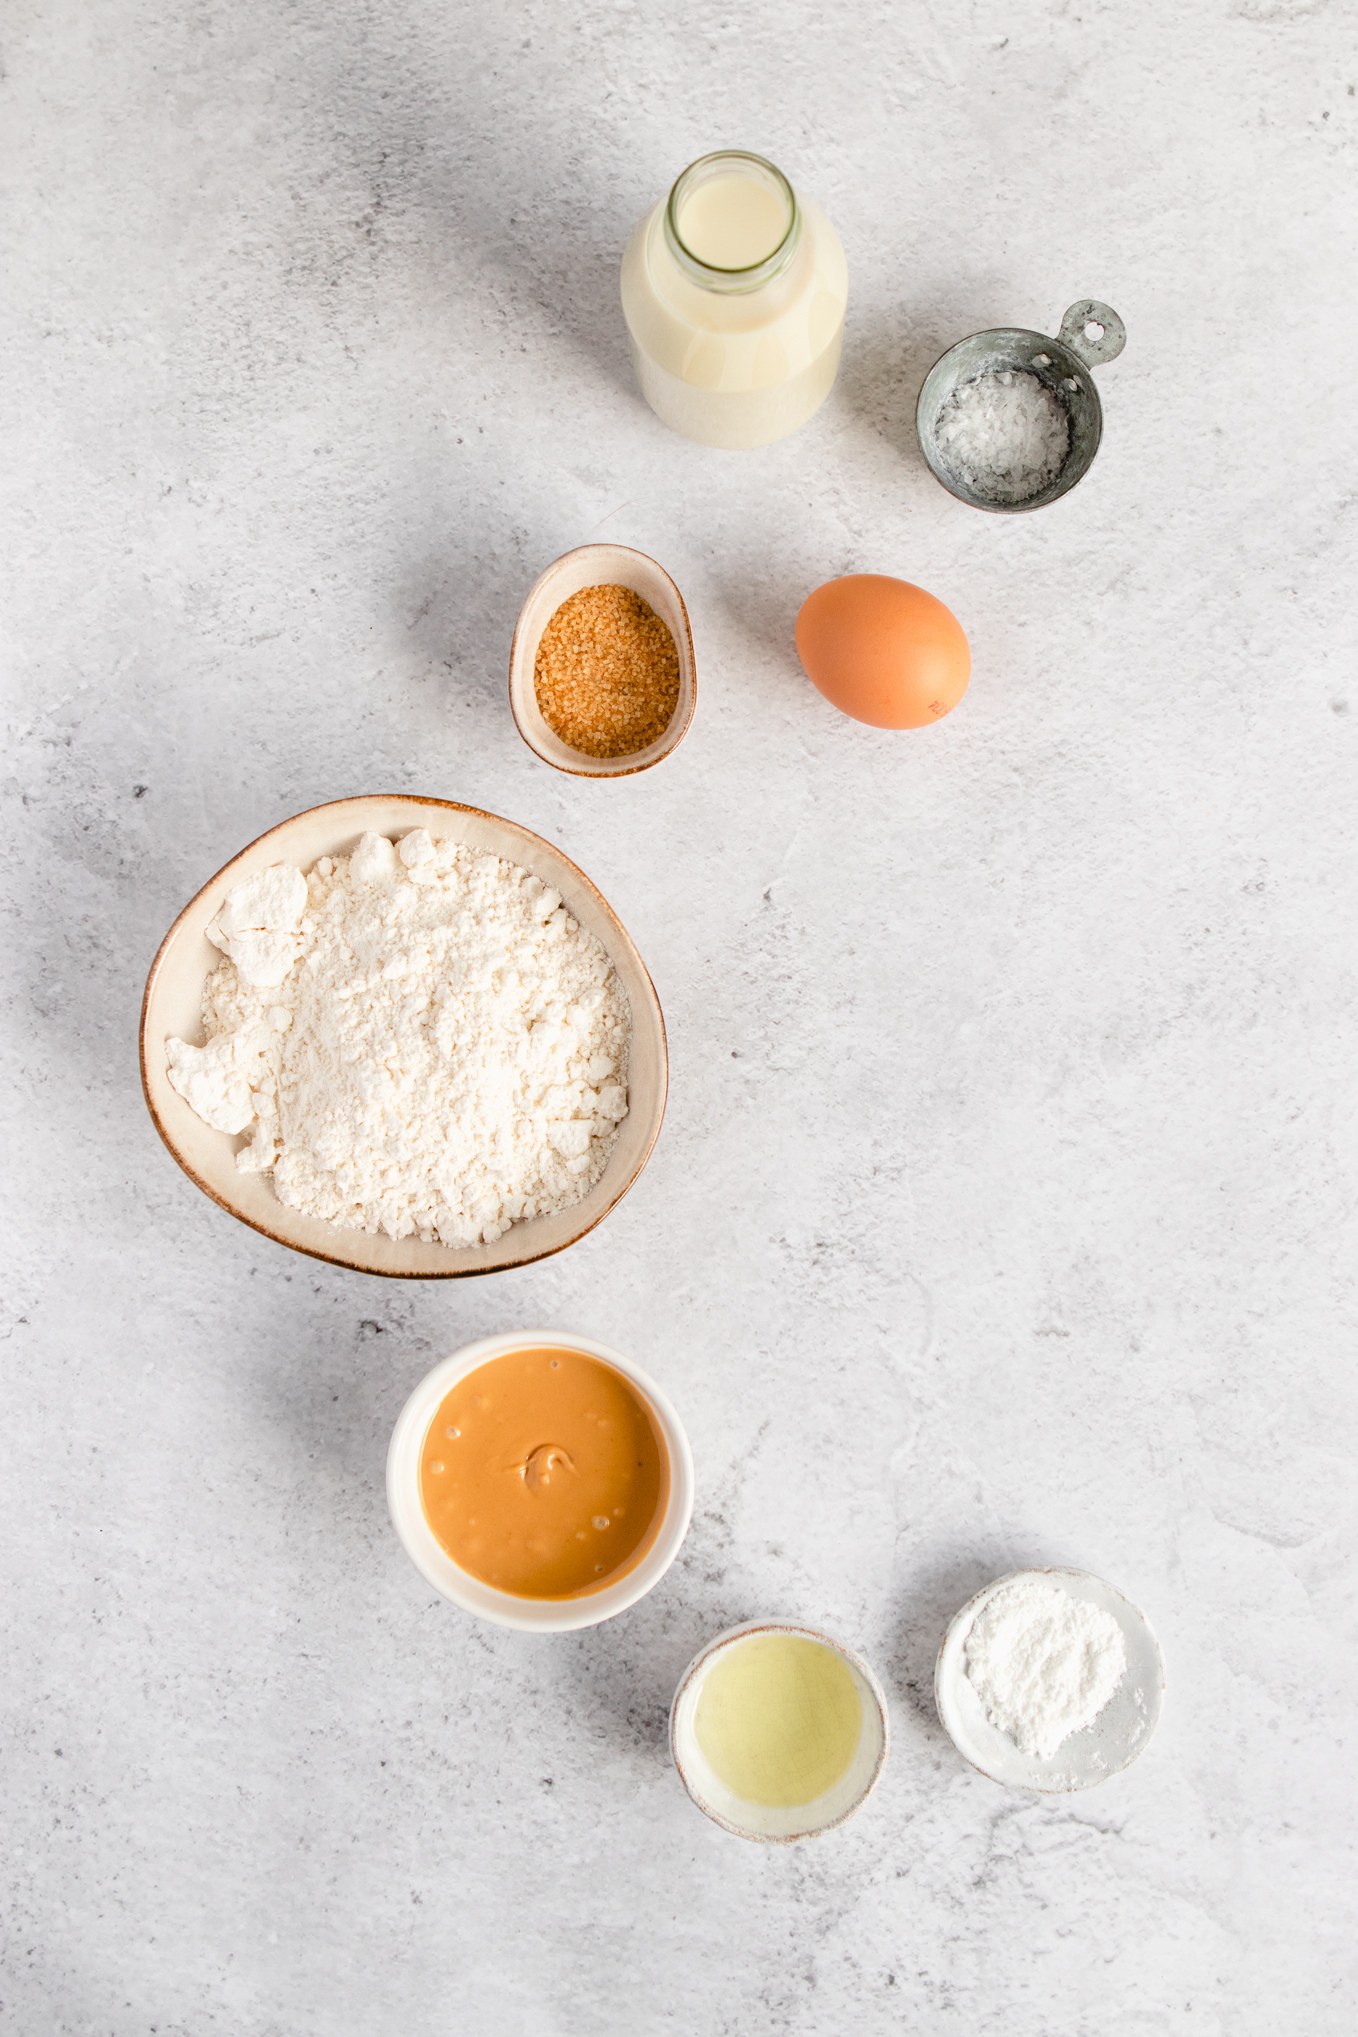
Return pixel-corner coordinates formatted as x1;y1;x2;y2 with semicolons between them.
386;1330;694;1631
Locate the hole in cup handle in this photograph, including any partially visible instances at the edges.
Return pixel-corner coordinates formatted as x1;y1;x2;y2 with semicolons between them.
1057;300;1127;369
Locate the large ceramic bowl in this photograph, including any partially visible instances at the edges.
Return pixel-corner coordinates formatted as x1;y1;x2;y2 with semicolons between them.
140;795;668;1277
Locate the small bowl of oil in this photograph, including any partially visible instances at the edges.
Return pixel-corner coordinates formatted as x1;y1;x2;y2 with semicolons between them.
670;1620;889;1842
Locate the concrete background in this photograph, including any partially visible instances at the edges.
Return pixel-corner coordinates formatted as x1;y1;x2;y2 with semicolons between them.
4;1;1356;2030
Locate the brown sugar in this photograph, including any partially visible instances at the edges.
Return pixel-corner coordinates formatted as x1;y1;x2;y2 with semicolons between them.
534;583;680;759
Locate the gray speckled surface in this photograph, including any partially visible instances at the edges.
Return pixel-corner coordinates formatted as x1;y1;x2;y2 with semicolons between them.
4;2;1357;2031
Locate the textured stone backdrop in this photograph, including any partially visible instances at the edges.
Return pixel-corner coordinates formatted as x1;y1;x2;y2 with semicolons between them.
3;1;1356;2031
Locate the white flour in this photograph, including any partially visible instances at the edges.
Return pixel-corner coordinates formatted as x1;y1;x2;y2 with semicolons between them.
935;368;1070;503
165;830;630;1247
963;1578;1126;1759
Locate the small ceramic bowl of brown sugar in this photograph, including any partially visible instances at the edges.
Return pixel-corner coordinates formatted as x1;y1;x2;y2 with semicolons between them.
509;543;696;778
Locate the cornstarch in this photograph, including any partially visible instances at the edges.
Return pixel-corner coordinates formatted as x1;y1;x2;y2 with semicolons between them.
935;368;1070;503
165;830;630;1247
964;1578;1126;1759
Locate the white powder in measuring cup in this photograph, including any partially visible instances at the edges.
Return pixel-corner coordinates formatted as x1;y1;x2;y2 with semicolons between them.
164;831;631;1247
963;1578;1126;1759
934;368;1070;503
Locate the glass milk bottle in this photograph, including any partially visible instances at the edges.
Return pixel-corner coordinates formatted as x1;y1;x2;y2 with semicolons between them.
621;150;847;450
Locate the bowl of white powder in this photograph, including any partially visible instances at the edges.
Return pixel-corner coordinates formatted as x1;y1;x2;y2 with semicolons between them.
140;795;667;1277
915;300;1126;512
934;1567;1164;1792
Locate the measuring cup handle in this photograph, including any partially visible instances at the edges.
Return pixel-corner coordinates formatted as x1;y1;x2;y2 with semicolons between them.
1057;301;1126;368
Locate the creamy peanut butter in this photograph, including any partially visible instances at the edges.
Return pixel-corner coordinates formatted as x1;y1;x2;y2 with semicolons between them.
419;1346;668;1599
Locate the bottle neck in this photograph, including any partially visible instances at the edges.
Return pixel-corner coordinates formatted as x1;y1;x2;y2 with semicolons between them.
663;151;802;296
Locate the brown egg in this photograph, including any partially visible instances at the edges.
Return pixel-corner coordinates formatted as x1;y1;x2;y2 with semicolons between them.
795;574;971;729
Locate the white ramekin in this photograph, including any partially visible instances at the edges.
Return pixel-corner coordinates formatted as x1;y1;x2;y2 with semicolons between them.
670;1619;890;1841
934;1567;1165;1793
386;1330;694;1632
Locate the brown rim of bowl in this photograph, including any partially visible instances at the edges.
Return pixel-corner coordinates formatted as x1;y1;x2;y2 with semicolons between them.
139;794;668;1279
508;544;697;779
669;1619;891;1843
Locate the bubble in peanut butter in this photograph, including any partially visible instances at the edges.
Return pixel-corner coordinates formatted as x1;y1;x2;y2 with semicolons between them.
592;1515;610;1531
429;1461;445;1474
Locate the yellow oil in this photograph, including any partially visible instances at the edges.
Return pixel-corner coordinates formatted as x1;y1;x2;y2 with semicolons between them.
693;1634;862;1808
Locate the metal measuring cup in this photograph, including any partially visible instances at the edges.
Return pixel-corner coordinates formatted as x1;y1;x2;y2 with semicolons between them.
915;300;1126;512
